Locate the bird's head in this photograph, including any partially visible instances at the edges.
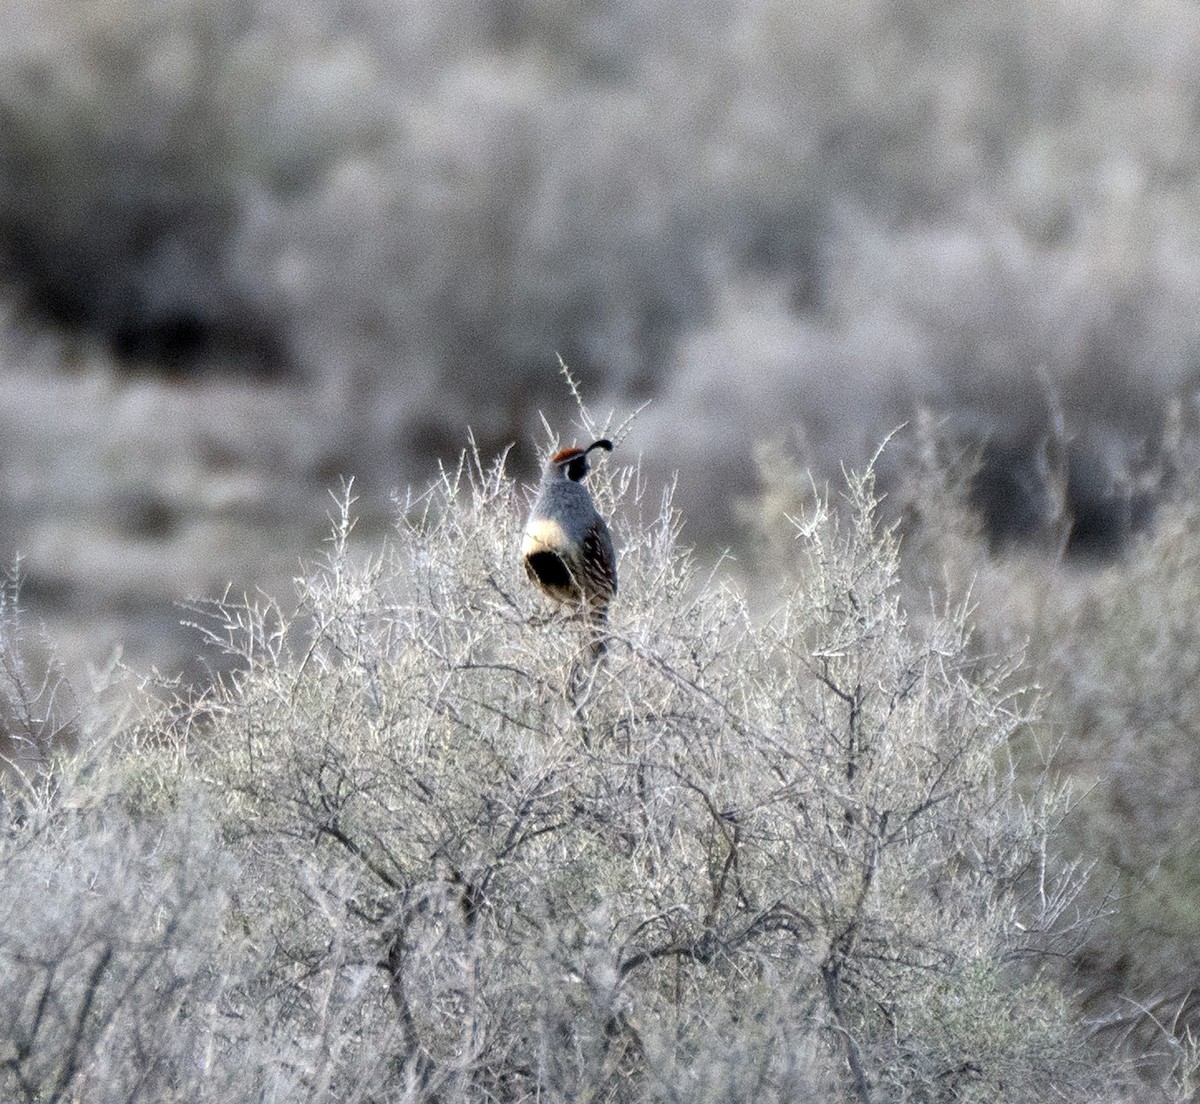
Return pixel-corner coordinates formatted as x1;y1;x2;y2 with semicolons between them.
548;438;613;483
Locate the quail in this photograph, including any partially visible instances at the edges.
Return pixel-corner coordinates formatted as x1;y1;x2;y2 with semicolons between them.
522;439;617;651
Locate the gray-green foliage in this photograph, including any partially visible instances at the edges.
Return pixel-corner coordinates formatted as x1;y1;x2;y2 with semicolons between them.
0;443;1115;1102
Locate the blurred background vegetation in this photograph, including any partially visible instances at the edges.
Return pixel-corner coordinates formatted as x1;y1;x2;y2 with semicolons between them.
4;0;1200;1087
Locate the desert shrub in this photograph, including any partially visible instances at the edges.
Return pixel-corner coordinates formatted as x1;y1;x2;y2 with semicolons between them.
0;784;238;1104
640;207;1195;552
175;438;1109;1102
800;416;1200;1094
1012;457;1200;1066
0;0;294;374
0;569;79;818
0;579;246;1103
11;0;1200;503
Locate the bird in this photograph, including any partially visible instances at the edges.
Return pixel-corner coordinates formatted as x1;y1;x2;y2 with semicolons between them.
522;439;617;653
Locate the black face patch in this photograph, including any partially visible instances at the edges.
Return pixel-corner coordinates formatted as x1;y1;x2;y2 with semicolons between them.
565;455;588;482
525;550;574;591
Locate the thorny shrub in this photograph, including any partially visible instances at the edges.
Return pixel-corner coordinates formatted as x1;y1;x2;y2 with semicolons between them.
179;441;1108;1102
0;434;1132;1101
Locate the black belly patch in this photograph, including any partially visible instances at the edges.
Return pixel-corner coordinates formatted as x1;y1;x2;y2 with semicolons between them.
526;550;575;592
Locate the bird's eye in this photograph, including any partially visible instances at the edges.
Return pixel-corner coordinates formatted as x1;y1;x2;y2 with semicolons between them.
567;457;588;481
